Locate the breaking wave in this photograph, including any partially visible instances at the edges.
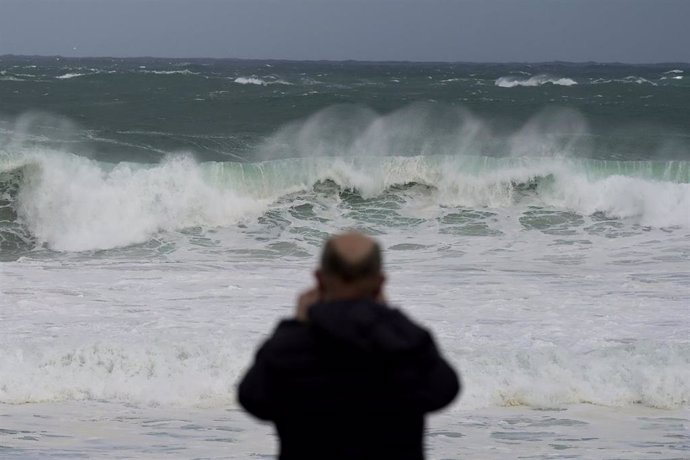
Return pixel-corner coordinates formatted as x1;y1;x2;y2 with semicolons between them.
1;151;689;252
1;105;688;252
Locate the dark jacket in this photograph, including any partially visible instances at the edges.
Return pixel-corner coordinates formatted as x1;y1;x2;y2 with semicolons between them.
238;299;460;460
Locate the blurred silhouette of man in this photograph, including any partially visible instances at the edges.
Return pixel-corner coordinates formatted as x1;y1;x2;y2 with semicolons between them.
238;231;460;460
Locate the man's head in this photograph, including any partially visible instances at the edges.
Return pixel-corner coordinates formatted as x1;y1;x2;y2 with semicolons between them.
316;231;385;302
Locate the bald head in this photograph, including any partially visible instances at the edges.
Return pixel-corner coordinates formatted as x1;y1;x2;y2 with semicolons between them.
320;232;383;283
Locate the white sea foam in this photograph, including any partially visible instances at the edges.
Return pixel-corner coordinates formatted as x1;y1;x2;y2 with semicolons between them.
0;339;687;409
1;246;688;409
495;75;577;88
461;344;690;410
0;341;241;406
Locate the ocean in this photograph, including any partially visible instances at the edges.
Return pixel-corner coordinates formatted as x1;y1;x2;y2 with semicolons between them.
0;56;688;459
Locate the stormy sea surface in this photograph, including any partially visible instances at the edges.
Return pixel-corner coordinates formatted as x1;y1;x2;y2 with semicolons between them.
1;56;689;459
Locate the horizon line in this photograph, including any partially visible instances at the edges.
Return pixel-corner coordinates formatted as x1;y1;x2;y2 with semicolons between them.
1;54;689;66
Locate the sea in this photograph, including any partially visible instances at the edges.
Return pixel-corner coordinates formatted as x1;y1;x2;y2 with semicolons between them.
0;56;689;459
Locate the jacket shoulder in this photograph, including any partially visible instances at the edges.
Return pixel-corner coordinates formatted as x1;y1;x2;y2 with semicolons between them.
308;300;433;355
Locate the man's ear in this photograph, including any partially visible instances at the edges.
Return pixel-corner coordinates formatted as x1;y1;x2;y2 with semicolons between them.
376;274;386;290
373;274;387;303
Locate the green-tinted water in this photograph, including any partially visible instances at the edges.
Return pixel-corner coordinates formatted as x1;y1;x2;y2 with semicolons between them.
1;57;688;161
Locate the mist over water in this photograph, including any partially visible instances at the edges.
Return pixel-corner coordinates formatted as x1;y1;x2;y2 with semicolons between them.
1;102;688;253
1;57;689;458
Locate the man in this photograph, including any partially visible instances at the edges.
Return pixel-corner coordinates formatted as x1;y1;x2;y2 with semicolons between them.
238;232;460;460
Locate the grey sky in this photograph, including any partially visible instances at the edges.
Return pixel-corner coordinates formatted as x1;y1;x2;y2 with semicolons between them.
1;0;688;63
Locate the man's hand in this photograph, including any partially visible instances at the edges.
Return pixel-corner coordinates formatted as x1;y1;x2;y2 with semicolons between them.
296;287;320;322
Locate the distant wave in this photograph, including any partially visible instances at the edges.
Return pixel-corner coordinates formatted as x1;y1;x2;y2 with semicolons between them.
234;76;265;85
55;73;88;80
495;75;577;88
0;70;38;81
233;76;292;86
140;69;199;76
620;76;657;86
592;76;658;86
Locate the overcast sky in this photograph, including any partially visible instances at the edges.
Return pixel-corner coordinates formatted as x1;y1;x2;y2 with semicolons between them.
1;0;688;63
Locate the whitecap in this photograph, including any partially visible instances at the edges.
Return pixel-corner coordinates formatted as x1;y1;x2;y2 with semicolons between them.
234;76;267;86
495;75;577;88
621;76;657;86
233;76;291;86
55;73;86;80
141;69;198;76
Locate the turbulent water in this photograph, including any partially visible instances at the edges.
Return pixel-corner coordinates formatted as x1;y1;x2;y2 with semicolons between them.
1;57;689;459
